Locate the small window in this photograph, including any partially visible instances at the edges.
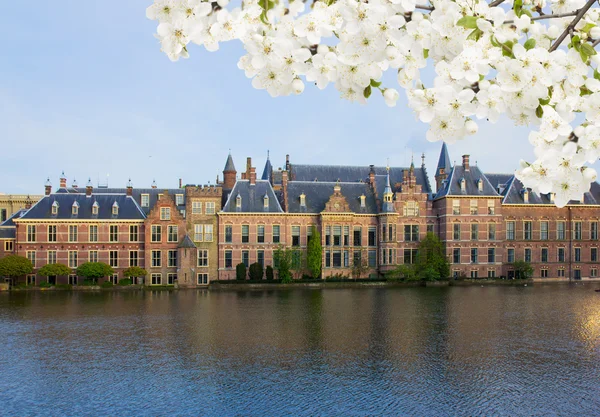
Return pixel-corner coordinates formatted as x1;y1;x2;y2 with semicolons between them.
263;195;269;209
112;202;119;216
92;202;99;215
197;273;209;285
168;273;178;285
51;201;59;215
160;207;171;220
236;195;242;209
192;201;202;214
452;200;460;215
141;194;150;207
176;194;184;205
198;250;209;267
151;273;162;285
205;202;216;214
72;202;79;216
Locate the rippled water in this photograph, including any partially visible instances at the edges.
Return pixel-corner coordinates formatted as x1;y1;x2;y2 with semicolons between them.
1;284;599;416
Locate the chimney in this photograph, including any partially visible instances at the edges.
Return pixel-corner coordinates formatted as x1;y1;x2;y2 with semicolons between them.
282;171;289;211
44;178;52;196
462;155;470;171
126;179;133;197
59;171;67;189
86;178;93;197
249;167;256;185
179;178;182;188
369;165;376;189
286;154;290;171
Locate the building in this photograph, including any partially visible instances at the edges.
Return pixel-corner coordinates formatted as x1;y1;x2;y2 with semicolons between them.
0;193;42;222
1;144;600;285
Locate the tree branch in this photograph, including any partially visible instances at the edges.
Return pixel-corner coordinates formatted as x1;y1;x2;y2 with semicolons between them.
415;4;434;11
550;0;598;52
593;38;600;47
504;10;579;24
489;0;505;7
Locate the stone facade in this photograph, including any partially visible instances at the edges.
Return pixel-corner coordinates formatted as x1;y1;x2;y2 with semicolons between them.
0;194;42;222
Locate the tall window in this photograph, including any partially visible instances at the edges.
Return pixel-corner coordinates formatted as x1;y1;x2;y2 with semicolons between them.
205;202;216;214
89;225;98;242
541;248;548;262
557;221;566;240
592;247;598;262
168;250;177;267
368;249;377;267
592;222;599;240
368;227;376;246
333;250;342;267
272;225;280;243
574;248;581;262
403;201;419;216
257;250;264;267
48;250;57;264
129;251;138;267
470;200;478;215
488;223;496;240
204;225;213;242
68;251;78;268
404;225;419;242
242;225;249;243
452;200;460;215
242;250;249;267
168;225;178;242
506;221;515;240
225;225;232;243
168;273;178;285
507;248;515;263
176;194;184;205
48;225;57;242
471;248;478;263
4;241;13;252
129;225;139;242
27;225;36;242
194;224;203;242
344;226;350;246
453;224;461;240
160;207;171;220
333;226;341;246
292;226;301;246
353;227;362;246
488;248;495;263
109;225;118;242
192;201;202;214
151;225;162;242
453;248;460;264
487;200;495;215
109;250;118;267
257;225;265;243
225;250;232;268
471;224;478;240
404;249;418;264
69;225;78;242
558;248;565;262
152;250;161;267
540;221;549;240
524;221;532;240
198;250;208;267
89;250;98;263
524;248;531;263
26;251;36;267
141;194;149;207
573;221;582;240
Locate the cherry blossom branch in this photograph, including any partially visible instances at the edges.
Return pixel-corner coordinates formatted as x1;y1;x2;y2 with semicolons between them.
549;0;598;52
593;38;600;47
503;10;579;24
489;0;505;7
415;4;434;11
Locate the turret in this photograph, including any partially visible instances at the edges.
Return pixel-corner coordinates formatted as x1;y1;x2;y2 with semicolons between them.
435;143;452;193
382;167;394;213
223;152;237;190
261;150;273;181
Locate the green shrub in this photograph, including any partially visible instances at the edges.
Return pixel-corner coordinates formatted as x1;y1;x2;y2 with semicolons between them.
39;281;53;288
81;280;96;286
100;281;114;288
265;265;274;280
118;278;133;286
55;284;73;290
236;263;247;281
248;262;264;280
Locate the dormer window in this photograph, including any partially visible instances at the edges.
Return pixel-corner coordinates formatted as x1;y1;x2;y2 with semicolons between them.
92;201;99;215
360;194;366;208
263;194;269;209
460;178;466;192
112;201;119;216
477;178;483;192
236;194;242;210
72;201;79;216
549;192;555;203
300;193;306;207
141;194;149;207
523;189;529;203
51;201;59;215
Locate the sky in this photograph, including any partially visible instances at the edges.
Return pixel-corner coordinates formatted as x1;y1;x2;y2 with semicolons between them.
1;0;582;195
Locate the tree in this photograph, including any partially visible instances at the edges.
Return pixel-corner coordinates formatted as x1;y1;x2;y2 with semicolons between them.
236;263;247;281
249;262;264;280
147;0;600;205
388;264;419;282
415;233;450;281
123;266;147;285
38;263;71;277
274;246;293;283
76;262;114;284
0;255;33;279
351;250;370;279
512;260;534;279
306;226;323;279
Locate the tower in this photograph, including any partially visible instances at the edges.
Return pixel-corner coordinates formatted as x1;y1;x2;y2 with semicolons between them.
223;152;237;190
382;167;394;213
261;150;273;182
435;143;452;193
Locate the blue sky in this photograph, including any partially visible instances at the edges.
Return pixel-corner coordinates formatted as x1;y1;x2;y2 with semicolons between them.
2;0;552;195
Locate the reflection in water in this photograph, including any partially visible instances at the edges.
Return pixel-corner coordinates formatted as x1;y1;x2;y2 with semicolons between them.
0;285;599;415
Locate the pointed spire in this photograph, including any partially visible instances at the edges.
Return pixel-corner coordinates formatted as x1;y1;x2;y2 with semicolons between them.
261;150;273;180
224;151;236;172
382;169;394;213
436;143;452;175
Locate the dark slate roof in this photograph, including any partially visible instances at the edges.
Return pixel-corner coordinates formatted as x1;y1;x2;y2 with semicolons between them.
0;228;15;239
222;180;283;213
19;194;146;220
178;235;196;248
87;188;185;215
436;143;451;176
224;154;236;172
286;181;378;214
435;166;501;198
261;157;273;181
503;178;600;205
290;164;432;194
485;173;513;189
0;209;29;227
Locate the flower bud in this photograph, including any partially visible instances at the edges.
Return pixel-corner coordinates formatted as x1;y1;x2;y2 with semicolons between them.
591;26;600;39
465;119;478;135
292;78;305;94
547;25;560;39
383;88;400;107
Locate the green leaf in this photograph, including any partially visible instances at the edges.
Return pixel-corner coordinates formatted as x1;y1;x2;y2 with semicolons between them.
423;48;429;59
581;43;597;56
364;85;372;99
580;49;588;64
467;28;483;42
524;38;536;50
594;69;600;80
582;23;595;33
539;97;550;106
536;105;543;118
370;79;382;88
490;36;500;48
456;16;478;29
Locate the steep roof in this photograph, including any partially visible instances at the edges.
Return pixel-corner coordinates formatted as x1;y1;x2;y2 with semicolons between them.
224;153;236;172
290;164;432;194
503;177;600;205
435;165;501;198
178;234;196;248
261;156;273;181
286;181;377;214
78;188;184;215
222;180;283;213
0;209;29;227
436;143;451;176
0;228;15;239
19;194;146;220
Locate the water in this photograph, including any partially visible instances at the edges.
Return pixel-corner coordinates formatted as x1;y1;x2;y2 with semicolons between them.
0;284;599;416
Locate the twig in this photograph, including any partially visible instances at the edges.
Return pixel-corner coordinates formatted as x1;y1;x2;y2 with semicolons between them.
550;0;598;52
593;38;600;47
504;10;579;24
415;4;434;11
489;0;505;6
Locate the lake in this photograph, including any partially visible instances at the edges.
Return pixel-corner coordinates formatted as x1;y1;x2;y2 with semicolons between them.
1;284;599;416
